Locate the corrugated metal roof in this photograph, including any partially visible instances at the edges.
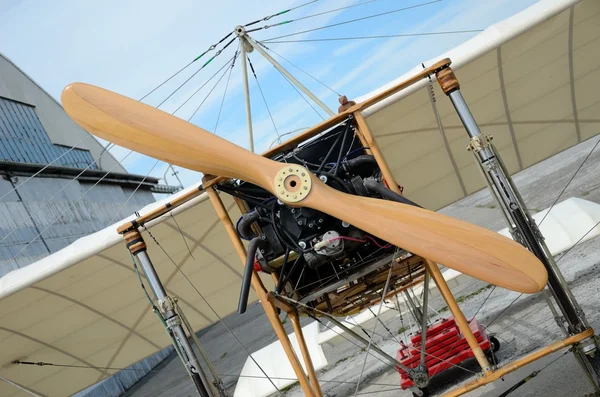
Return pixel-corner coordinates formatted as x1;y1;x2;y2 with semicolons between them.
0;96;98;169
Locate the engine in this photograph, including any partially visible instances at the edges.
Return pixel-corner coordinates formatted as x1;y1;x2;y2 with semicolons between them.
219;121;417;311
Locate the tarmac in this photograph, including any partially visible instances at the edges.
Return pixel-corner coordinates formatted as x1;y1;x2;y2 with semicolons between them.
124;135;600;397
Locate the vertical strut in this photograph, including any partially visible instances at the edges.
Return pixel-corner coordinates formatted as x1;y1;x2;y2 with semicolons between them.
435;64;600;390
239;36;255;152
121;229;215;397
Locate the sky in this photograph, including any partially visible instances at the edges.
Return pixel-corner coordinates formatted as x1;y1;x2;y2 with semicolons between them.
0;0;540;194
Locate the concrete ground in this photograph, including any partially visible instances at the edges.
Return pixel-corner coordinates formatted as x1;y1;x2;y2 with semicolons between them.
125;135;600;397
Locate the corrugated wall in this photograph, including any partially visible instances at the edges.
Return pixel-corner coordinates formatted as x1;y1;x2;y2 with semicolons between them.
0;96;98;169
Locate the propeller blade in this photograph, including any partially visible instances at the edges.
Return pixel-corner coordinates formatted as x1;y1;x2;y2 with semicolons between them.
62;83;547;294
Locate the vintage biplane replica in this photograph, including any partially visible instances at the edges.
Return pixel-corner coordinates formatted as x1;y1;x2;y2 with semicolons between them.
1;0;600;396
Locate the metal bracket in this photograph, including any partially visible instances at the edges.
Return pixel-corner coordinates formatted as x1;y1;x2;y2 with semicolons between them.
466;134;493;153
273;165;312;203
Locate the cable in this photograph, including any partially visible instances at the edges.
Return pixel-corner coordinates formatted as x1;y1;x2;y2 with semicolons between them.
0;156;100;247
262;0;442;42
0;134;95;202
538;137;600;227
187;52;240;122
8;150;134;262
262;45;341;96
245;0;320;27
141;227;283;395
264;29;483;43
247;55;281;141
172;52;238;116
247;0;382;33
277;67;325;120
139;32;234;101
156;37;236;109
214;47;239;134
107;159;161;225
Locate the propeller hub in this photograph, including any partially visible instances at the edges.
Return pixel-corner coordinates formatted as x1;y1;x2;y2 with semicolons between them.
273;165;312;204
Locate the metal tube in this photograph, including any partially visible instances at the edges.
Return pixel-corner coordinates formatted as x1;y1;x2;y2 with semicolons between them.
324;313;412;373
239;38;255;152
135;251;214;397
447;90;494;161
137;251;169;301
245;36;335;116
419;271;430;366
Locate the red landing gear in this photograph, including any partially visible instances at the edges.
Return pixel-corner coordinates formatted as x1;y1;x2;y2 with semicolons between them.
396;317;500;397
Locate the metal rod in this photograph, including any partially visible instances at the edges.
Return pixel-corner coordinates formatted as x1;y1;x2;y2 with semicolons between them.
320;309;413;373
419;271;430;367
136;251;214;397
447;90;494;161
244;35;335;116
239;37;255;152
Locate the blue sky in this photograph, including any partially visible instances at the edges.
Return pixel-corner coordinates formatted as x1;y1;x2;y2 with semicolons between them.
0;0;539;191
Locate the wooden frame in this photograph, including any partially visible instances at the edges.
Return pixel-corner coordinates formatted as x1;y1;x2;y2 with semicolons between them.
116;59;596;397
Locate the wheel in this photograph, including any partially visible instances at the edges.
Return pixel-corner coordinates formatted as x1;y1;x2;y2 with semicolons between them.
412;386;430;397
490;335;500;352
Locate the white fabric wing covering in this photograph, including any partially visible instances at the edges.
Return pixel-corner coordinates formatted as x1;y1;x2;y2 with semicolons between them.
1;0;599;395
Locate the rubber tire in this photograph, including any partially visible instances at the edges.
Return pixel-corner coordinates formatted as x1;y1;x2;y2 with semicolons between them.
490;336;500;352
412;387;430;397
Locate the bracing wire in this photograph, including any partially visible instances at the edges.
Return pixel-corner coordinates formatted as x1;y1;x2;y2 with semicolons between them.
261;0;442;42
244;0;320;27
247;0;381;33
264;29;484;43
260;44;341;96
8;150;134;262
214;47;239;134
246;55;281;141
278;69;325;120
10;360;404;388
0;156;100;247
156;37;236;108
141;227;283;395
538;137;600;227
139;32;234;101
172;52;238;116
107;159;161;225
0;134;95;202
187;52;239;122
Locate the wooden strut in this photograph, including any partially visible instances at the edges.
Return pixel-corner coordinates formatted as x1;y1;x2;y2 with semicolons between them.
350;96;493;374
204;183;319;397
443;328;595;397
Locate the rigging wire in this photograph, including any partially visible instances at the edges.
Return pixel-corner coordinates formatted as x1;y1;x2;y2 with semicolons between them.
0;134;95;202
139;32;234;101
277;68;325;120
0;156;100;247
10;360;404;388
214;46;239;134
538;137;600;227
246;55;281;141
156;37;237;109
244;0;320;27
187;53;239;122
107;159;161;225
140;227;283;395
172;52;238;116
8;150;134;262
260;44;341;96
261;0;442;42
247;0;381;33
264;29;484;43
0;376;41;397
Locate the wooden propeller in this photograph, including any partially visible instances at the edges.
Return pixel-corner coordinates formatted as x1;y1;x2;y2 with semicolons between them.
61;83;548;294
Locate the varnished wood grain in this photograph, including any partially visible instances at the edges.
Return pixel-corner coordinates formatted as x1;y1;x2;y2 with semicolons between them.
61;83;547;294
